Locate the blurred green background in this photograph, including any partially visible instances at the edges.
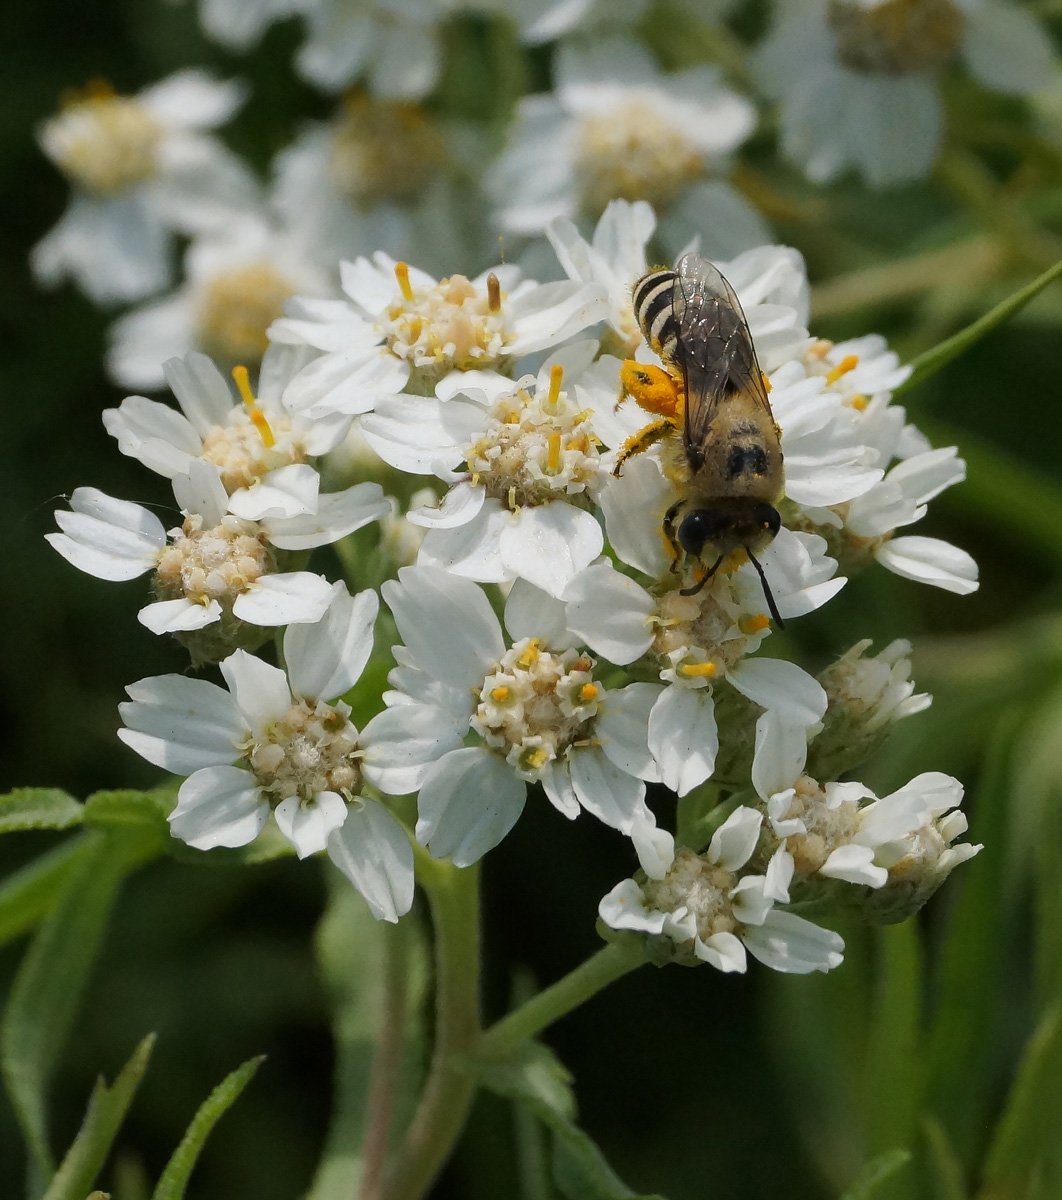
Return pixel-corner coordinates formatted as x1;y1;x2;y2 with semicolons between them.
3;2;1062;1198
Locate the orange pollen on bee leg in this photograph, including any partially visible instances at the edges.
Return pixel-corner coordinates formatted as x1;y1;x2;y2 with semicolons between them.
547;363;564;406
491;686;510;703
579;683;599;703
761;371;772;393
679;661;718;679
547;432;562;474
825;355;859;385
232;365;276;448
740;613;771;634
619;360;682;419
487;272;502;313
394;261;414;302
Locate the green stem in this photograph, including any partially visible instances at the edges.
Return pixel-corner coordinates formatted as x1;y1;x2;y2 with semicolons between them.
476;941;646;1062
381;854;481;1200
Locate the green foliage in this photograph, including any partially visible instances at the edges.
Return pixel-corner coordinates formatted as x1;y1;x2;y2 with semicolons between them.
0;837;96;951
839;1151;913;1200
0;791;82;835
151;1056;265;1200
41;1035;155;1200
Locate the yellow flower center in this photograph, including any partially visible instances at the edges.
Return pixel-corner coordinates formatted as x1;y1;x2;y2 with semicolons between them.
198;264;297;368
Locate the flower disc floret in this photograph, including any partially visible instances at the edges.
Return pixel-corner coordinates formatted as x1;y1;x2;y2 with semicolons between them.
249;698;362;804
155;513;275;609
328;94;443;209
198;407;306;493
641;847;744;954
198;263;298;366
42;88;162;195
827;0;964;75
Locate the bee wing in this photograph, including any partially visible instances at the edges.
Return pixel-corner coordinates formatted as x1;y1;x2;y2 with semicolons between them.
673;254;771;466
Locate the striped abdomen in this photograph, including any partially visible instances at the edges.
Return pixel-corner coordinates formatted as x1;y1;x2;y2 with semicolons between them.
631;269;680;365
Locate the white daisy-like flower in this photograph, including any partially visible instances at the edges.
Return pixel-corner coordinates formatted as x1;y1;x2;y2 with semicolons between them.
487;34;767;258
820;637;931;736
32;71;256;304
754;0;1057;187
600;808;845;974
294;0;451;98
193;0;308;51
117;583;415;922
46;459;387;650
103;350;350;496
106;215;333;391
361;342;630;597
767;771;979;900
564;547;835;799
360;565;663;866
269;252;608;417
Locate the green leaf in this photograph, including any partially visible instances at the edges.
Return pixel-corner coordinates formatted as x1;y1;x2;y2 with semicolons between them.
1;834;143;1194
922;1117;967;1200
896;257;1062;396
0;790;82;834
474;1042;665;1200
0;837;96;951
83;789;172;844
41;1035;155;1200
151;1056;264;1200
982;1005;1062;1192
839;1150;912;1200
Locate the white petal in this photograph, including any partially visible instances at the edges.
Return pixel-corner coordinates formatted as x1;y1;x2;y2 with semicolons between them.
219;648;291;735
172;459;228;526
962;1;1056;94
695;931;747;973
648;685;718;798
730;875;774;927
285;584;378;702
631;815;675;881
361;702;467;795
498;504;603;599
728;659;826;726
599;878;667;935
327;799;415;922
49;488;166;581
416;502;513;584
231;572;335;626
875;537;979;594
102;395;201;470
227;463;321;521
138;597;221;633
742;910;845;975
169;765;268;851
118;673;249;774
263;483;390;550
564;560;655;665
708;805;763;872
406;481;485;529
569;745;650;833
539;758;581;820
382;565;504;690
275;790;349;859
415;747;526;867
599;456;672;577
139;70;245;129
751;709;810;801
820;844;888;888
503;578;576;650
360;393;479;475
162;352;234;435
597;683;662;782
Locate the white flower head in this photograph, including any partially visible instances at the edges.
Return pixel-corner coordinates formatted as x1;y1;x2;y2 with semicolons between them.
118;583;415;921
270;252;608;417
488;34;766;257
360;565;664;866
599;807;845;974
33;71;256;304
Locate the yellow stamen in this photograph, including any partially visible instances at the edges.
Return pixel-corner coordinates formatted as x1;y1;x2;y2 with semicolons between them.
394;261;414;302
523;746;550;771
579;683;599;703
573;655;593;673
491;685;510;703
508;485;518;511
825;354;859;385
547;363;564;407
849;392;869;411
808;338;833;360
740;613;771;634
487;272;502;313
547;432;562;474
517;639;540;669
679;661;718;679
232;365;275;448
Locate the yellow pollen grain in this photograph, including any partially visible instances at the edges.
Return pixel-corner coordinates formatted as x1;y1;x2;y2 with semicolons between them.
579;683;599;702
394;261;414;302
487;272;502;313
679;661;718;679
547;363;564;407
740;613;771;634
232;364;276;448
491;685;510;703
849;393;869;411
826;354;859;385
761;371;772;394
517;639;540;669
547;432;562;474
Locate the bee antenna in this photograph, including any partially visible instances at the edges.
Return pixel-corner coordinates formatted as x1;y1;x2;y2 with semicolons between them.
679;554;724;597
745;547;786;630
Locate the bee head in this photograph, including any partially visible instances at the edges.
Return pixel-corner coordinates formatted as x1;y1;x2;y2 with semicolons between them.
677;502;780;558
676;509;736;558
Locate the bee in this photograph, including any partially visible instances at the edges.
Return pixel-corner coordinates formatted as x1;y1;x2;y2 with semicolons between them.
614;253;785;625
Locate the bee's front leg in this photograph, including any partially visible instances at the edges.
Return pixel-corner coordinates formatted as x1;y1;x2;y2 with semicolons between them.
613;418;673;477
663;500;684;573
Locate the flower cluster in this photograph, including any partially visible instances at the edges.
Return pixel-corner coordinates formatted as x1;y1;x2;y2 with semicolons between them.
46;195;981;969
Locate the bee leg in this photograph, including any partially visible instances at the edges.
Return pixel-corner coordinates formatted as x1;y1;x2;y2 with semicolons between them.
617;361;682;419
612;418;674;477
680;554;725;598
663;500;684;573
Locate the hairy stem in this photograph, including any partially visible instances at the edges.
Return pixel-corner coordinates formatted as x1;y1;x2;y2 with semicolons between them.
381;854;481;1200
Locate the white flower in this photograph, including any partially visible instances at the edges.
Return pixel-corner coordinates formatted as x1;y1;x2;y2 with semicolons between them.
599;808;845;974
508;0;651;44
32;71;256;304
362;343;628;596
754;0;1057;187
487;34;766;258
360;565;663;866
269;252;608;417
46;460;387;647
295;0;449;98
103;350;351;495
194;0;308;51
107;215;333;391
564;552;833;798
117;583;415;921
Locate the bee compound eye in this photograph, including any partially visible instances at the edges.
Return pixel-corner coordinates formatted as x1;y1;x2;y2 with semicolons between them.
755;504;781;536
677;509;732;557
